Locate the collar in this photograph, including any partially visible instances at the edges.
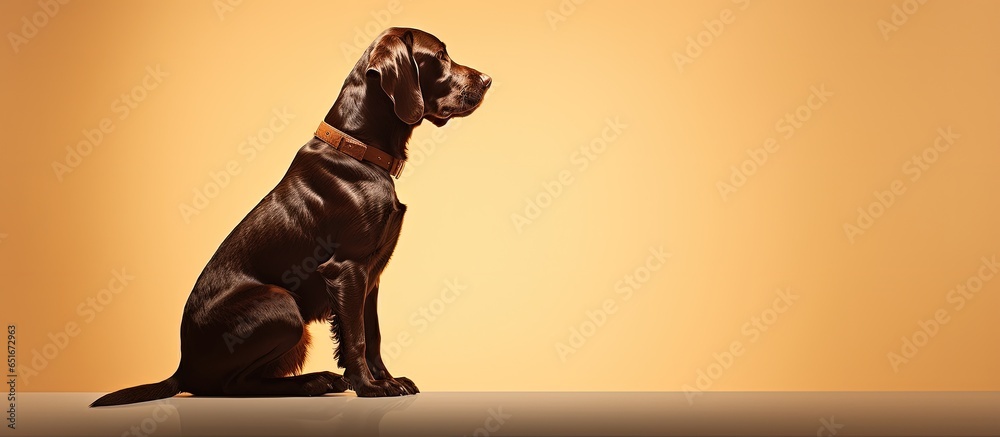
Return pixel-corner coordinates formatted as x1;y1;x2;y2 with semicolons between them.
314;121;405;178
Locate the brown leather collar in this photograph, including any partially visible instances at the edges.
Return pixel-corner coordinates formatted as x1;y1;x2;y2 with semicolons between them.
314;121;405;178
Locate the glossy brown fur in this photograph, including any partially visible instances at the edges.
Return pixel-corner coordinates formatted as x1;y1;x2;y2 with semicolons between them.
91;27;490;406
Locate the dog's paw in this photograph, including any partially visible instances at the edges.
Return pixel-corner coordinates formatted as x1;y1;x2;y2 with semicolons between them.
394;376;419;394
302;378;333;396
319;371;349;393
353;377;414;397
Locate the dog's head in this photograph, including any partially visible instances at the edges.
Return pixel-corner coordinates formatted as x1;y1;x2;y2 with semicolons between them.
365;27;491;127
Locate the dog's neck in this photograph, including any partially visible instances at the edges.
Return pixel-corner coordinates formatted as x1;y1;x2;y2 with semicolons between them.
323;73;415;161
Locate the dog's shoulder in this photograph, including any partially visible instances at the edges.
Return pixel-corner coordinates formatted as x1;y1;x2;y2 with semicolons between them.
274;139;402;241
289;139;398;197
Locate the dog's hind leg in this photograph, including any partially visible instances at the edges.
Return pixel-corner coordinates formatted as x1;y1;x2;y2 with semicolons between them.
221;319;329;397
185;284;347;396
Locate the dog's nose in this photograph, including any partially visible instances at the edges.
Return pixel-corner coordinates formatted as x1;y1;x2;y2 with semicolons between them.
479;73;492;89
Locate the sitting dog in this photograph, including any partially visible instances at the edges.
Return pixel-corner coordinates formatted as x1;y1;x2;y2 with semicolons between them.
92;27;491;406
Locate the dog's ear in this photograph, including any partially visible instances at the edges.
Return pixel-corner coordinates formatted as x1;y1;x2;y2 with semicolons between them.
367;31;423;125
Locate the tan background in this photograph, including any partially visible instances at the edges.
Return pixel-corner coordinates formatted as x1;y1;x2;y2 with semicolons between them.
2;0;999;393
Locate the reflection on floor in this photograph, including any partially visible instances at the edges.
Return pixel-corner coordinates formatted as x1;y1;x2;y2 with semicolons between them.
15;391;1000;436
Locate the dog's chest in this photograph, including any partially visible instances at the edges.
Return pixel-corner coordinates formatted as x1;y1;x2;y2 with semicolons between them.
368;203;405;274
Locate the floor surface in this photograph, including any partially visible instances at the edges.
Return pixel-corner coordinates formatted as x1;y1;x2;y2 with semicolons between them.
11;391;1000;436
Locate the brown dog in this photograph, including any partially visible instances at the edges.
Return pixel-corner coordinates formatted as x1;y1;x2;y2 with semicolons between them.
91;27;490;406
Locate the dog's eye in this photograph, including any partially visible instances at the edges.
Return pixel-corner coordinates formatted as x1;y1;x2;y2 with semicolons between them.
435;51;446;61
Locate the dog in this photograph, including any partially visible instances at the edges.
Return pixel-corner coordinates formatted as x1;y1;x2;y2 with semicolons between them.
91;27;490;406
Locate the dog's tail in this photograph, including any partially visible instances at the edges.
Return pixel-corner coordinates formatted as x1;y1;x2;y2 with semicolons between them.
89;373;181;407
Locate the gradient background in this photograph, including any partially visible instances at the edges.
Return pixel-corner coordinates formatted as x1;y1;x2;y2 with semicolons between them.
2;0;999;393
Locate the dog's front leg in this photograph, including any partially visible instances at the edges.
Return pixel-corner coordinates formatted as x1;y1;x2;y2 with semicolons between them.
320;258;413;397
365;281;419;393
364;281;389;380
